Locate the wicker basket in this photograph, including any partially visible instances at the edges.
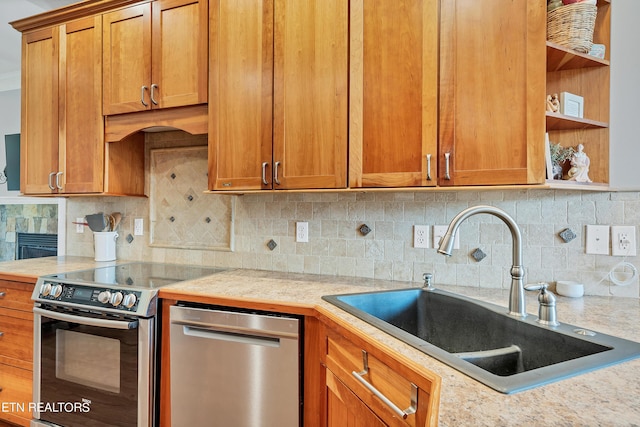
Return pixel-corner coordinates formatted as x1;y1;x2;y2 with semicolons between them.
547;3;597;53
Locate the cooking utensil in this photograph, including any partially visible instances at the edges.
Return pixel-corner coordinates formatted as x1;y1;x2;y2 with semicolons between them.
85;213;108;232
112;212;122;230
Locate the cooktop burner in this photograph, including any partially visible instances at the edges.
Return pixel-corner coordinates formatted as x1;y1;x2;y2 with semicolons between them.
46;262;224;289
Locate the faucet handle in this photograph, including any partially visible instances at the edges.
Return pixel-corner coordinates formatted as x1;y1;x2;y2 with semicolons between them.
423;273;435;290
524;282;548;293
524;282;559;326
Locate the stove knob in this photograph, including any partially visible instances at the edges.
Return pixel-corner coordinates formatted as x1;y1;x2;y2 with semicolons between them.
110;291;124;307
122;293;137;309
98;291;112;304
51;285;63;298
40;283;52;297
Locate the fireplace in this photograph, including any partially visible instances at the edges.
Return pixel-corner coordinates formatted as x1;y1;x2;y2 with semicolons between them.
15;233;58;260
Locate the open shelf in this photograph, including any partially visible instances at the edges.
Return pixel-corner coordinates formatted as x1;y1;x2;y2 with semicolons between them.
546;111;608;131
546;42;609;72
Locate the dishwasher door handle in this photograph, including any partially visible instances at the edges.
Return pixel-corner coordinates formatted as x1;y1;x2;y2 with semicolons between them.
181;325;281;348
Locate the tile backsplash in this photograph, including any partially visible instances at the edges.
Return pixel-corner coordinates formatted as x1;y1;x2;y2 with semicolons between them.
64;132;640;298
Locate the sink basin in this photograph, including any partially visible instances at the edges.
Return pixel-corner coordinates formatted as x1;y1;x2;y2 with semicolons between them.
322;288;640;394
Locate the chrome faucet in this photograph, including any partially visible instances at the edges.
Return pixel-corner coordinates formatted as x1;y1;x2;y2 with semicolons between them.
437;205;526;318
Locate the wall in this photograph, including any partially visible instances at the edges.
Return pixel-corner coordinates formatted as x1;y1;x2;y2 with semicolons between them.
0;89;20;197
610;0;640;189
64;133;640;299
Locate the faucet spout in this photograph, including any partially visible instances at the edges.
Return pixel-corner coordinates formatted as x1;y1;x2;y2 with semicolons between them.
437;205;526;318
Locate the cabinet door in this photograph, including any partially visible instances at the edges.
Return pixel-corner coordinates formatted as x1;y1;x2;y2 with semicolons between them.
103;4;152;115
59;16;104;193
208;0;273;191
439;0;546;186
0;364;32;426
349;0;438;188
152;0;208;109
326;369;386;427
21;27;59;195
273;0;348;189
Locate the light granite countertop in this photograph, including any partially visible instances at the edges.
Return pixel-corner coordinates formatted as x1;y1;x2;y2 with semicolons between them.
2;257;639;426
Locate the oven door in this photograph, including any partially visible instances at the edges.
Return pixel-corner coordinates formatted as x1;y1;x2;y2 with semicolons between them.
33;305;155;427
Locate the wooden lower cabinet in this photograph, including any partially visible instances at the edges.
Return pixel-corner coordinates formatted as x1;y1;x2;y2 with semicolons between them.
307;315;441;427
327;369;386;427
0;278;36;427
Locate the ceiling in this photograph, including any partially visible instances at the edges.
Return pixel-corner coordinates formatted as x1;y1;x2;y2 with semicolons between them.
0;0;79;91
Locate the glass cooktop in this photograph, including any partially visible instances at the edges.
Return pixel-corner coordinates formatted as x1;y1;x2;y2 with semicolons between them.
45;262;225;289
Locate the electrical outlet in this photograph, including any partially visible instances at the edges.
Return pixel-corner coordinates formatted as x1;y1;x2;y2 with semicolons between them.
433;225;460;250
585;225;609;255
134;218;144;236
76;217;85;233
611;225;637;256
296;222;309;243
413;225;430;248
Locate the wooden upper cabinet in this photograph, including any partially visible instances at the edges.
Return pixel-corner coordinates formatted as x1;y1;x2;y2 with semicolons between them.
103;0;208;115
349;0;438;188
438;0;546;186
20;27;59;194
272;0;348;190
21;18;104;195
209;0;348;191
59;16;104;193
208;0;274;191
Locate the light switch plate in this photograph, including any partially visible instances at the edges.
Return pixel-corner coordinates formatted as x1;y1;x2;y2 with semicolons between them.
585;225;609;255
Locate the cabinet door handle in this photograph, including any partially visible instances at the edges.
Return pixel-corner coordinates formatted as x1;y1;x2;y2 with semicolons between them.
426;154;432;181
273;161;281;186
351;350;418;419
444;152;451;180
261;162;270;185
150;84;159;106
0;332;4;337
55;171;63;190
141;86;149;107
48;172;56;190
0;292;5;298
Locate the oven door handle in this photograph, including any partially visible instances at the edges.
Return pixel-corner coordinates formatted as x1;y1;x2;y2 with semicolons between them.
33;307;139;330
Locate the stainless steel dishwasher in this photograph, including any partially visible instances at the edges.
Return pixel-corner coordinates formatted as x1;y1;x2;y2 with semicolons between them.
170;304;302;426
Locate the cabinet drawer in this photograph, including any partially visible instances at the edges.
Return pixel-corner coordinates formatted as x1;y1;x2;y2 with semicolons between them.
0;315;33;363
0;281;33;312
326;332;420;427
0;363;32;424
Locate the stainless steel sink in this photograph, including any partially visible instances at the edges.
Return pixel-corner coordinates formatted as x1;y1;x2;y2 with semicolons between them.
322;288;640;394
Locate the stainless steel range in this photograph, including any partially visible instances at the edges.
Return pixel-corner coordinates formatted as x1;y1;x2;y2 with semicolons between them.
31;262;224;427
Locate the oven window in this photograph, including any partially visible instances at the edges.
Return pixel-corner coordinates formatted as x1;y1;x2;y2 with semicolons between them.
56;329;121;393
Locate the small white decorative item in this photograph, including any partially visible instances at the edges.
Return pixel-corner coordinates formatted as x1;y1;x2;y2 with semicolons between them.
589;43;606;59
567;143;592;183
560;92;584;118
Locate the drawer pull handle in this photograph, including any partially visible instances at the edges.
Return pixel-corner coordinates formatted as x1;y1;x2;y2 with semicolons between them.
273;161;282;186
0;292;5;298
0;332;3;337
141;86;149;107
444;152;451;180
351;350;418;419
48;172;56;190
150;84;159;106
261;162;269;185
